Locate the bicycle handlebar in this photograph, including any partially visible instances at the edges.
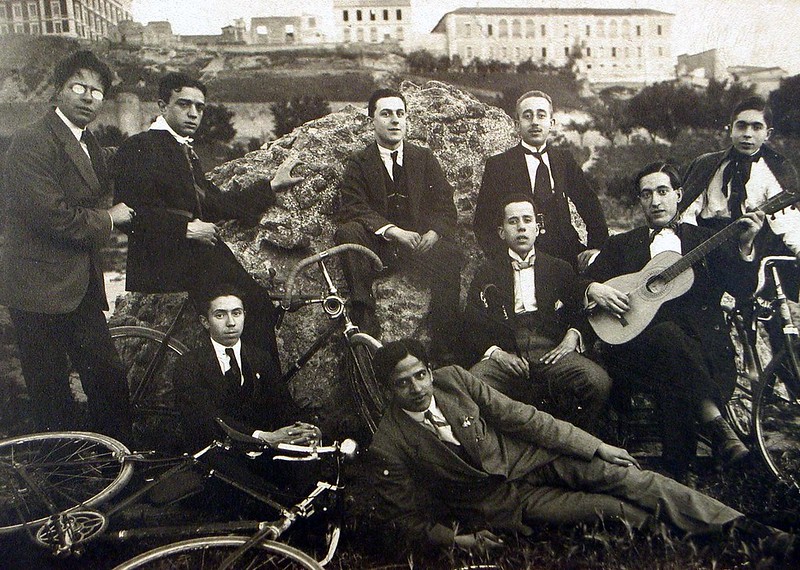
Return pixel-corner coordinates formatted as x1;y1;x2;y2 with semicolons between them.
281;244;383;309
754;255;798;298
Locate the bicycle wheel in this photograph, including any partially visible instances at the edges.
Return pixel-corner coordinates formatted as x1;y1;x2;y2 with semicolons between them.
346;333;384;434
754;344;800;489
725;311;760;441
0;431;133;534
111;326;188;410
113;536;322;570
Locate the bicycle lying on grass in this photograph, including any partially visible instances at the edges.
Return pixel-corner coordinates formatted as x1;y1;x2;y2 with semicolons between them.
0;419;358;569
724;255;800;489
101;243;385;445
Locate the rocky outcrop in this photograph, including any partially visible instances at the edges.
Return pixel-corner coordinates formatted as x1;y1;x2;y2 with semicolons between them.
112;80;588;435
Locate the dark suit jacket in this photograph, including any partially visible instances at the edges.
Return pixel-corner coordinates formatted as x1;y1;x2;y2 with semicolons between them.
585;224;751;398
113;129;275;293
474;145;608;263
369;365;601;548
174;339;292;451
463;250;588;357
335;142;457;238
0;109;112;313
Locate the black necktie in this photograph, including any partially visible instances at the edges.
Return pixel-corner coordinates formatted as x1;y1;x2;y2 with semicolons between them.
720;149;759;219
522;147;553;196
512;259;534;271
80;129;108;187
390;150;402;187
181;142;205;217
224;348;242;386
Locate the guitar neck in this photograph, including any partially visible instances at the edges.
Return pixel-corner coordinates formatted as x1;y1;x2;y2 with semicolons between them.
659;190;800;283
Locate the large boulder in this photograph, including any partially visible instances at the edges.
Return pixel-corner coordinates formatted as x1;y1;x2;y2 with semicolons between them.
112;80;587;434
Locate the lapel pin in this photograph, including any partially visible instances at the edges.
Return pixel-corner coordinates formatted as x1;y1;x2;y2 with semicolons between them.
462;416;473;428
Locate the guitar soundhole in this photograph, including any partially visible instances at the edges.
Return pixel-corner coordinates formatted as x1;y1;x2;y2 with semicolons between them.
645;276;667;295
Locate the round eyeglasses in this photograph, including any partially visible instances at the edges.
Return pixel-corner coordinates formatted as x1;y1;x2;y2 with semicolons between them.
70;83;104;101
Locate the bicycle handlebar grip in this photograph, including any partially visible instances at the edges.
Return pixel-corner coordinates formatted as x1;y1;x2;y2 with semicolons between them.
281;244;384;309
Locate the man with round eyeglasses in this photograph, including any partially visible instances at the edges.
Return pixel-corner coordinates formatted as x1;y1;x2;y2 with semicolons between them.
0;50;135;442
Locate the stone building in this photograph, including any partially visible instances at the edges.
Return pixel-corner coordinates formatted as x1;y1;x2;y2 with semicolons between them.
333;0;410;45
249;15;325;45
677;48;785;98
0;0;132;40
431;7;674;85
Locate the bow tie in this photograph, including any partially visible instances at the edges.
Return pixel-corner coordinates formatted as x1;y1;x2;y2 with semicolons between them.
649;221;681;242
512;259;534;271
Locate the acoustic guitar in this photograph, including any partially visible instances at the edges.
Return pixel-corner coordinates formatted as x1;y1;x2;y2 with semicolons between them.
588;190;800;345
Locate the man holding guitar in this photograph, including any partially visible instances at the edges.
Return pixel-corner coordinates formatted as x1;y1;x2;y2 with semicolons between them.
585;161;765;482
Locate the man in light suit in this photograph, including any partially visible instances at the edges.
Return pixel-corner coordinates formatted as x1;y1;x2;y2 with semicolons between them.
369;339;795;557
334;88;462;362
464;195;610;433
585;162;764;481
0;51;134;441
114;72;302;370
474;90;608;271
174;285;319;452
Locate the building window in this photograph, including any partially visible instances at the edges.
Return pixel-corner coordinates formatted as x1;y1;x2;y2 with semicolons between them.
28;2;38;17
658;46;664;56
526;19;534;38
512;19;521;37
636;24;641;36
463;22;470;38
383;9;388;21
487;23;492;36
396;9;402;21
466;46;472;58
515;47;520;59
396;26;403;40
598;20;605;37
308;17;316;27
609;20;618;38
540;24;546;37
541;47;547;57
54;21;62;33
564;46;569;56
50;1;60;17
563;23;568;37
343;27;350;42
586;47;591;57
585;24;590;36
14;22;24;32
624;46;629;58
370;27;377;42
501;46;507;58
369;10;375;22
1;24;10;33
12;3;22;19
356;27;363;41
657;24;662;35
637;46;642;57
0;6;7;19
499;19;507;38
343;10;348;22
356;10;362;21
611;47;617;57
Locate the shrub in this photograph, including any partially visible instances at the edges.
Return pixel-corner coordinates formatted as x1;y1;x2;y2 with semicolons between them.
270;95;332;138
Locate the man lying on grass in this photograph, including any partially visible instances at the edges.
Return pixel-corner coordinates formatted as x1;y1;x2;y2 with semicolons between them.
368;338;797;560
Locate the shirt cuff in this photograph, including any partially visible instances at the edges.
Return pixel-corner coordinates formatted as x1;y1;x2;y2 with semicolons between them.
482;345;501;360
108;211;114;232
376;224;396;239
567;328;585;353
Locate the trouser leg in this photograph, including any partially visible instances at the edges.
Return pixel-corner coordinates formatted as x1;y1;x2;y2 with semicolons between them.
522;454;742;535
334;222;380;309
9;309;78;432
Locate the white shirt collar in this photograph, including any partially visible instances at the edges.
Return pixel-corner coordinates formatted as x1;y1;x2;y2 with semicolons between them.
508;247;536;264
55;107;85;143
150;115;194;145
521;140;547;154
402;394;442;422
378;141;403;164
210;338;242;371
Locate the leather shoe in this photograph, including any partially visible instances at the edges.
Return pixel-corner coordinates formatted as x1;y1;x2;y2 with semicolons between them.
705;416;750;466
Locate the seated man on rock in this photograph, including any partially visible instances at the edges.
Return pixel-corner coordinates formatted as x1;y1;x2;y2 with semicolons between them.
368;338;796;559
464;195;610;433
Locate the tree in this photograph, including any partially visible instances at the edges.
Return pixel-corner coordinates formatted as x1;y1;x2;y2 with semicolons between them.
271;95;332;138
406;49;437;73
698;79;757;131
193;103;237;145
625;82;703;142
769;74;800;137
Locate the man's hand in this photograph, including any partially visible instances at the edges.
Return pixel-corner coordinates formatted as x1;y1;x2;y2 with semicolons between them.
271;157;304;191
595;442;641;469
539;330;579;365
255;421;321;447
415;230;440;254
587;282;630;316
454;530;505;552
385;226;421;250
737;209;766;256
577;249;599;273
108;202;135;228
489;349;529;379
186;219;219;246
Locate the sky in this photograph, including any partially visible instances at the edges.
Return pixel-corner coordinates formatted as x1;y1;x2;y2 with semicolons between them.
130;0;800;73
